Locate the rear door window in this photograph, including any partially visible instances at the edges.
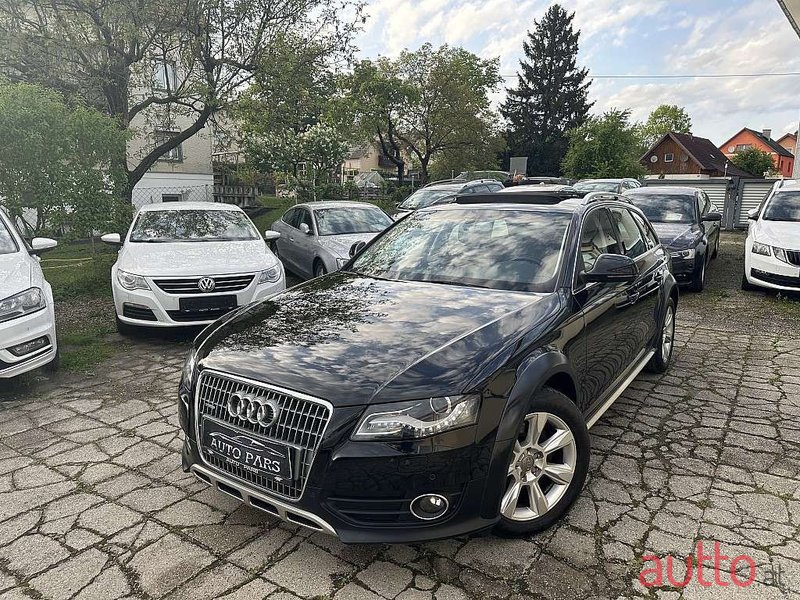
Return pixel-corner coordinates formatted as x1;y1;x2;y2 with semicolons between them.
610;207;647;258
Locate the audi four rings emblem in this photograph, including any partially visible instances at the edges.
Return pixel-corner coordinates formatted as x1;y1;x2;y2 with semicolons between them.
197;277;216;292
227;391;280;428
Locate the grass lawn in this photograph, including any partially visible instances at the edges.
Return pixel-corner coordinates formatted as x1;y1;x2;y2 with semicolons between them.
41;240;121;373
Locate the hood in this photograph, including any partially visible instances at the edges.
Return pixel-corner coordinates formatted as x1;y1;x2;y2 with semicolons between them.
0;253;32;297
117;240;278;277
651;222;701;249
318;233;380;258
198;273;557;406
753;220;800;248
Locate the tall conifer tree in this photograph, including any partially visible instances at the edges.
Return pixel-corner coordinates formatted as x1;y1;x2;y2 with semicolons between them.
501;4;592;175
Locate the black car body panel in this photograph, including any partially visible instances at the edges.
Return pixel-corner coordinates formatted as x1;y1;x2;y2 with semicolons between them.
179;197;678;543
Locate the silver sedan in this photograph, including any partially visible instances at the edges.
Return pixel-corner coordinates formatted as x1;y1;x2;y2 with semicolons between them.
270;201;393;279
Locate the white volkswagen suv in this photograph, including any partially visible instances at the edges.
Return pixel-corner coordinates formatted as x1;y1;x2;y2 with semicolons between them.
0;209;59;378
743;179;800;292
103;202;285;332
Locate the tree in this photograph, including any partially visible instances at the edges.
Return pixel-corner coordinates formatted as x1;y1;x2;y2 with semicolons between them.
428;131;506;181
0;80;128;236
333;60;414;183
338;44;501;184
562;109;647;179
638;104;692;151
0;0;362;200
501;4;592;176
730;147;775;177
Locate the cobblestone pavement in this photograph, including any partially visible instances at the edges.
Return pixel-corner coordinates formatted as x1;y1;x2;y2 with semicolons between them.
1;232;799;600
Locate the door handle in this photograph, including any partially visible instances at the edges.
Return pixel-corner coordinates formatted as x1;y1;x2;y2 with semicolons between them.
289;237;295;242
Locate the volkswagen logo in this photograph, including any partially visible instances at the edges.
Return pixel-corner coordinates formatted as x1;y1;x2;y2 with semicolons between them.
197;277;216;293
227;391;280;428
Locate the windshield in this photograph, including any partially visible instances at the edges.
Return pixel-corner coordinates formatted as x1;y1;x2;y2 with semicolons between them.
398;189;457;210
0;216;19;255
350;208;571;292
574;181;619;193
764;191;800;222
315;207;393;236
130;209;259;242
627;194;697;224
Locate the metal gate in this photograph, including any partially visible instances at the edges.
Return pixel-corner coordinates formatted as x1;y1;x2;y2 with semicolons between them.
734;179;779;228
641;178;736;228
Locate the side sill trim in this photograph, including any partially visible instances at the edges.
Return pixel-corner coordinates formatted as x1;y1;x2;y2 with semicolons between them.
190;464;338;537
586;349;655;429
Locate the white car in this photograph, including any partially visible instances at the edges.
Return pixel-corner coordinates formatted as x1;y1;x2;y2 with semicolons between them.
743;179;800;292
0;209;59;378
102;202;285;332
270;201;393;279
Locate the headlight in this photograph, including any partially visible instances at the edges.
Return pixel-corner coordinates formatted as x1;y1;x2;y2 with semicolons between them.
117;270;150;291
670;248;696;260
336;257;348;269
773;247;789;263
352;394;481;441
0;287;46;323
258;265;282;284
751;241;771;256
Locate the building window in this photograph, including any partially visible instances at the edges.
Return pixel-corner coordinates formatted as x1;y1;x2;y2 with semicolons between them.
154;60;177;91
664;153;674;163
154;129;183;162
734;144;753;153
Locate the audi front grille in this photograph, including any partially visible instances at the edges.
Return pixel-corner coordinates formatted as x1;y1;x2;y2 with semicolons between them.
154;274;255;295
195;369;332;500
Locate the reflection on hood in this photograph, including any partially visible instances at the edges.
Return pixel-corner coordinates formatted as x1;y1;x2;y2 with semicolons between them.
651;223;700;248
200;273;556;406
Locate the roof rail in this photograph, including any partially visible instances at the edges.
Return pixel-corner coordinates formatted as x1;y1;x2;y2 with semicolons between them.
582;191;631;205
421;178;461;188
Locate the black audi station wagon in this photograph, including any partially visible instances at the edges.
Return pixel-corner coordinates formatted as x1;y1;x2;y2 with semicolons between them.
178;191;678;543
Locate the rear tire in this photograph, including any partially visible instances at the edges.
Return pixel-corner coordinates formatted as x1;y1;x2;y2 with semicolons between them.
494;388;590;536
688;257;705;292
646;298;675;373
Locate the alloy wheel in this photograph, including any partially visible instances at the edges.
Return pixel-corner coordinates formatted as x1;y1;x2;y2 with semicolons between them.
501;412;577;522
662;305;675;362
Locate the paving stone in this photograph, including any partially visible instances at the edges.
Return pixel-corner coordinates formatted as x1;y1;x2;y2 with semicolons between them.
264;542;350;597
29;549;108;600
78;502;141;535
127;533;214;597
455;536;541;578
357;560;413;598
0;534;70;577
165;562;250;600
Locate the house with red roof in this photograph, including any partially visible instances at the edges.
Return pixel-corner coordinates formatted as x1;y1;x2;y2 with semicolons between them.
718;128;794;177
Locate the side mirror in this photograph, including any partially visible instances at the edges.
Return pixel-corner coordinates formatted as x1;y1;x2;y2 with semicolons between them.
30;237;57;255
747;208;759;220
100;233;122;247
264;230;280;241
702;212;722;222
299;223;312;235
585;254;639;284
349;240;367;258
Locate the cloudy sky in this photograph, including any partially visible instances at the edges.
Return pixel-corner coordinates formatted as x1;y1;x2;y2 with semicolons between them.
355;0;800;145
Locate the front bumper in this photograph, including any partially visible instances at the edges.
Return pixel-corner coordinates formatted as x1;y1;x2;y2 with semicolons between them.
668;252;698;282
178;377;507;543
0;302;57;378
112;271;285;327
745;251;800;291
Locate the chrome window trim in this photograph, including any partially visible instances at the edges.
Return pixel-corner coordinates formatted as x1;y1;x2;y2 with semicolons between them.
193;368;334;503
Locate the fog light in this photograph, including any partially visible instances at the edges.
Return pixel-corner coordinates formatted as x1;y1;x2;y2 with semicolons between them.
410;494;449;521
8;335;50;357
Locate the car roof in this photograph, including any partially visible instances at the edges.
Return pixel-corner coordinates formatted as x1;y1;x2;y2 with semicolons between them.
138;201;243;212
577;178;631;183
419;179;497;191
433;201;578;214
625;186;700;195
499;184;576;193
295;201;384;210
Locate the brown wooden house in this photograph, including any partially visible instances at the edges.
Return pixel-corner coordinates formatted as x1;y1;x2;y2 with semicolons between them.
641;132;750;178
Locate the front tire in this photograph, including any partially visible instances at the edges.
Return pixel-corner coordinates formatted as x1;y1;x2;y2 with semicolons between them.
711;235;719;259
688;256;705;292
646;298;675;373
115;315;137;337
313;260;327;278
741;273;757;291
494;388;590;536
